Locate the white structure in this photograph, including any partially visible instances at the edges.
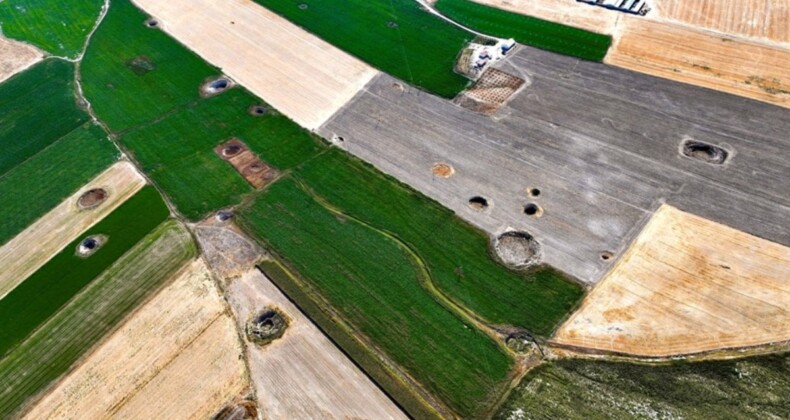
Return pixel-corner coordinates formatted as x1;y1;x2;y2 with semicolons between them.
577;0;651;15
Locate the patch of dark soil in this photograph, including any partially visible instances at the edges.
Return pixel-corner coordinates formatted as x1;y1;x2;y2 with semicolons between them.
681;140;729;165
246;307;288;346
494;231;541;269
78;188;108;209
126;56;155;76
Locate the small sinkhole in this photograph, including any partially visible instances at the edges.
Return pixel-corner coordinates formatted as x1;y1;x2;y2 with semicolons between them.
524;203;542;217
468;196;489;211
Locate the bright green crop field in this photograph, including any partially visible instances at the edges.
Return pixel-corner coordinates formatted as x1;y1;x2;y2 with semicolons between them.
240;175;513;418
252;0;472;98
435;0;611;61
0;0;103;57
0;59;89;176
497;354;790;420
81;0;217;132
0;186;169;358
0;220;194;419
292;150;583;335
0;123;117;246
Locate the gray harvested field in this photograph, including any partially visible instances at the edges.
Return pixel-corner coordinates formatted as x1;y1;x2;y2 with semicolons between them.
320;46;790;284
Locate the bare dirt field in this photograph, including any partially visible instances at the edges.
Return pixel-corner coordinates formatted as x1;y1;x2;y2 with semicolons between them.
455;67;526;114
132;0;378;130
214;139;278;189
0;161;145;299
469;0;618;34
25;259;249;419
0;36;43;83
552;205;790;358
226;269;406;419
651;0;790;45
607;18;790;109
195;218;265;281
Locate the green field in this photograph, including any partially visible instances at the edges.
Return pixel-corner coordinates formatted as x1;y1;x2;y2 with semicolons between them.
253;0;472;97
0;59;90;176
497;354;790;419
81;0;217;132
0;186;169;357
0;220;195;418
435;0;611;61
0;0;103;57
291;150;583;335
0;123;117;246
81;0;323;220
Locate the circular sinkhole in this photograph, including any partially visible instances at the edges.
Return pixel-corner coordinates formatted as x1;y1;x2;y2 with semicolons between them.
246;307;289;346
222;144;243;157
216;210;234;222
387;21;399;28
144;18;158;28
201;76;233;96
600;251;614;261
523;203;543;217
298;3;308;10
76;234;107;258
248;162;265;173
468;196;489;211
392;82;404;91
528;187;541;197
494;231;542;269
680;139;729;165
77;188;108;209
248;105;267;116
431;162;455;178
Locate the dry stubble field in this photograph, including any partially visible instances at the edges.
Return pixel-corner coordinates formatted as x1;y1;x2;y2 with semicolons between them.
0;36;42;83
0;161;145;299
553;205;790;357
227;269;406;419
25;259;248;419
131;0;378;130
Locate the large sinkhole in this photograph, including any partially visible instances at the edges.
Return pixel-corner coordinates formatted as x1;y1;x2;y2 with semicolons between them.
681;139;729;165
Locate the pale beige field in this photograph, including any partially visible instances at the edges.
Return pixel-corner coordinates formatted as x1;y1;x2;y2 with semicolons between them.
132;0;378;130
652;0;790;45
607;18;790;108
227;269;406;419
553;205;790;358
0;35;43;83
0;161;145;300
25;259;248;419
471;0;619;34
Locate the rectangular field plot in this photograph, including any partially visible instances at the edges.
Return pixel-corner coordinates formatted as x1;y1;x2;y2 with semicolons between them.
0;221;195;419
0;0;103;58
0;123;118;245
252;0;473;98
0;59;90;176
0;186;169;358
435;0;612;61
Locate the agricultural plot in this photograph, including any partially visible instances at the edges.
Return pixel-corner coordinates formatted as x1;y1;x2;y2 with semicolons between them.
435;0;612;61
0;59;90;176
0;186;168;358
252;0;473;98
26;259;247;419
240;176;512;418
496;354;790;420
0;161;145;300
0;123;117;246
0;0;103;58
469;0;617;35
0;36;43;83
0;220;195;419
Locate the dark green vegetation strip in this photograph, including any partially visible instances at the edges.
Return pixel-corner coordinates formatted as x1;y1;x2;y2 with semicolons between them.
0;220;195;418
81;0;323;220
252;0;472;98
497;354;790;420
293;150;583;335
241;176;512;417
0;0;103;57
0;123;117;246
0;186;169;357
0;59;89;176
435;0;611;61
259;261;442;420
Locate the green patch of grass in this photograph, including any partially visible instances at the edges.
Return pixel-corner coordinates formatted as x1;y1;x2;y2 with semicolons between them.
259;262;442;420
81;0;217;132
252;0;472;97
293;150;584;336
0;220;195;418
119;88;324;220
0;0;103;57
0;123;118;246
435;0;611;61
497;354;790;419
0;186;169;357
0;59;89;177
